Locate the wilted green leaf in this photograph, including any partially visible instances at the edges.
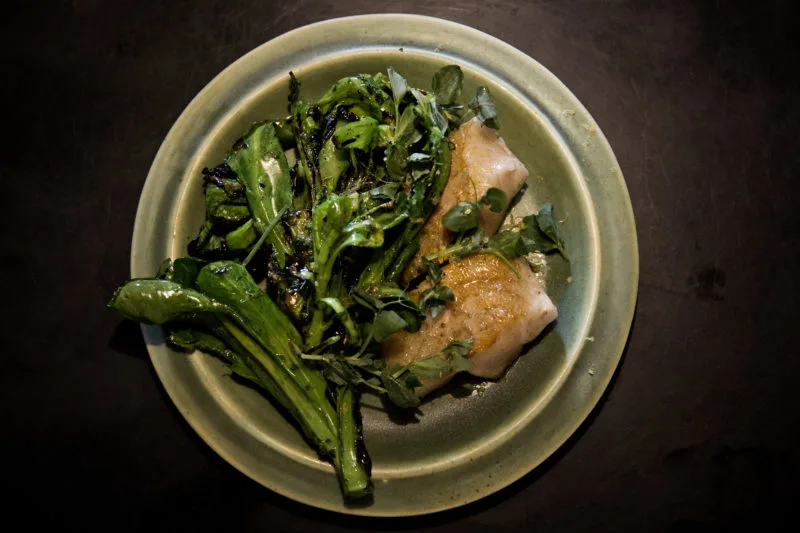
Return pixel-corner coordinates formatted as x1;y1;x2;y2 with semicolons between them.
479;187;508;213
387;67;408;112
431;65;463;105
442;201;480;232
372;310;408;342
468;86;498;129
418;285;455;318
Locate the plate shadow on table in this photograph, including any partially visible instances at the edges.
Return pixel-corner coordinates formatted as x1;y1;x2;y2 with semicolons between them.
108;303;636;526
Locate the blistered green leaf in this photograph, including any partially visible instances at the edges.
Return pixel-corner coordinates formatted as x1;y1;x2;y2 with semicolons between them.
226;122;293;266
334;117;380;152
417;285;455;319
107;279;229;325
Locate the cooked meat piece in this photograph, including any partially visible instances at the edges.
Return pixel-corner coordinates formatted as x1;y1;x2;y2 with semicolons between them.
383;253;557;396
402;118;529;284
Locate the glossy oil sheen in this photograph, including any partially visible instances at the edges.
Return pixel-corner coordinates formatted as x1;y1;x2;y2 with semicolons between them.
131;14;638;516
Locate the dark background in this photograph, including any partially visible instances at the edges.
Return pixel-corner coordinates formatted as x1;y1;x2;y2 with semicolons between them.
3;0;799;531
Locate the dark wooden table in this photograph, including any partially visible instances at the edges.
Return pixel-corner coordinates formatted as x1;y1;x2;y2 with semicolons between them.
4;1;799;530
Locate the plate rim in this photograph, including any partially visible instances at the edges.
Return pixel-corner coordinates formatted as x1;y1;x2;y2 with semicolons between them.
131;13;638;516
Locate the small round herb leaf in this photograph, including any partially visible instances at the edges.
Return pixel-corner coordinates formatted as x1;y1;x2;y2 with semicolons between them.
479;187;508;213
442;201;480;232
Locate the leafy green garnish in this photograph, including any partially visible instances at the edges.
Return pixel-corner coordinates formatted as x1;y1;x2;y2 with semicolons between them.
334;117;380;151
422;257;443;283
379;338;475;407
418;285;455;318
529;203;568;260
441;201;480;232
486;203;570;261
479;187;508;213
380;371;422;408
432;65;463;105
372;309;408;342
468;86;498;129
487;230;527;258
407;338;474;378
387;66;408;114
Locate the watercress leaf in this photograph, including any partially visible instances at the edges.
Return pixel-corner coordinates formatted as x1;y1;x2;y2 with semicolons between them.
369;183;400;200
380;371;421;408
449;354;473;374
451;230;487;259
422;257;443;283
394;105;419;145
372;310;408;342
535;203;569;260
519;207;568;259
362;283;424;332
418;285;455;319
431;65;463;105
468;86;499;129
387;67;408;111
488;230;527;258
406;338;475;379
440;337;475;358
407;355;451;379
442;201;480;232
479;187;508;213
385;143;409;179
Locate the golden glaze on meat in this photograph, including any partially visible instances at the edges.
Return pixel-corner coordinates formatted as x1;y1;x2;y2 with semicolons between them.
402;118;529;284
383;253;558;396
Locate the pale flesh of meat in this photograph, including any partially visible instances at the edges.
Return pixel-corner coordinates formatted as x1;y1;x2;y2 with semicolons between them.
402;118;530;284
382;253;558;396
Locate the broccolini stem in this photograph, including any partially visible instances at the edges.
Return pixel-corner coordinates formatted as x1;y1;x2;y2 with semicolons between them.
334;386;373;499
386;239;420;284
242;207;288;267
221;317;339;458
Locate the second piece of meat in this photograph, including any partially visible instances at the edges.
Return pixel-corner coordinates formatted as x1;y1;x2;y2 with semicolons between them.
383;253;558;396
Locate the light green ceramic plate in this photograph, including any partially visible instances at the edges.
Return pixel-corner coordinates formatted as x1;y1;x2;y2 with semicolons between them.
131;14;637;516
